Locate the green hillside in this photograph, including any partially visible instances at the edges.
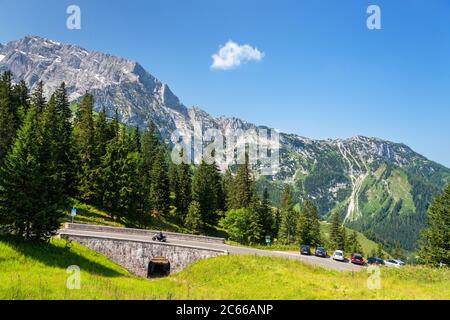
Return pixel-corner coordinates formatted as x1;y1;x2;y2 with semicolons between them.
0;236;448;300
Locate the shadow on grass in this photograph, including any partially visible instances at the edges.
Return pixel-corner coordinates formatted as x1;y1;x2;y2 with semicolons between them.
0;235;123;278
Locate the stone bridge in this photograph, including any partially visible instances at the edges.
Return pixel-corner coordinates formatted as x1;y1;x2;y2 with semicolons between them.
58;224;228;278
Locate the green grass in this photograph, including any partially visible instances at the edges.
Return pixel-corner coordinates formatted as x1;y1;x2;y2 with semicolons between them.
0;236;448;300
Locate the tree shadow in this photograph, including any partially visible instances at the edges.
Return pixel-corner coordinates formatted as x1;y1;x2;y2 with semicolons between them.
1;235;124;277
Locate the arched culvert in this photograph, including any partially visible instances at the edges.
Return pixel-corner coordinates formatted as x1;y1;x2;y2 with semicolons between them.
147;257;170;278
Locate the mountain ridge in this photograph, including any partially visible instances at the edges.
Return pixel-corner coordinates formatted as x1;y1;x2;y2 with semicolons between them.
1;35;449;250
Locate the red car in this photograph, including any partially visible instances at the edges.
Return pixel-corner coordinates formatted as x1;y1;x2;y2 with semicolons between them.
351;253;365;265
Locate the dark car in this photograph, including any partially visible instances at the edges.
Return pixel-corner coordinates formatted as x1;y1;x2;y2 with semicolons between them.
367;257;385;266
300;245;311;255
351;253;365;265
315;247;327;258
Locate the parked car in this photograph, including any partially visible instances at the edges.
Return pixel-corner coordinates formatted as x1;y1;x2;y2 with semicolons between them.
367;257;385;266
332;250;345;262
315;247;327;258
300;245;311;255
351;253;365;265
384;259;405;268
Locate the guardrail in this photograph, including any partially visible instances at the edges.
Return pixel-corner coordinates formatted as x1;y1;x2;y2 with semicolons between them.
63;223;226;244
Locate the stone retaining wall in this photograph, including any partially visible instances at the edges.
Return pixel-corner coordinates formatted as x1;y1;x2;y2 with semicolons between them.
60;233;227;277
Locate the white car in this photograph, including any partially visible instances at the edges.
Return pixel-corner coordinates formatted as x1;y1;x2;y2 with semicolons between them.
384;259;405;268
332;250;345;262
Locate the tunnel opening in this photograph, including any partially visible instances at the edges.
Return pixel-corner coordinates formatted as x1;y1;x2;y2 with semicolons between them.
147;257;170;278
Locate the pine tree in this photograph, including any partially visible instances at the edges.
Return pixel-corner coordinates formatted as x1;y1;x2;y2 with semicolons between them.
347;231;363;255
296;209;310;245
109;109;120;139
213;162;226;213
392;242;405;261
130;125;141;153
13;80;30;114
229;153;253;209
101;133;122;218
101;128;140;221
176;153;192;218
376;244;385;259
305;200;322;246
94;107;114;159
149;147;170;217
185;201;203;234
139;122;160;215
191;160;223;225
340;226;347;251
295;200;321;246
30;81;46;112
245;194;264;245
52;83;73;194
260;188;275;238
0;107;65;240
0;72;17;163
278;185;296;244
418;183;450;266
223;169;234;211
330;212;345;250
72;94;97;203
168;162;179;194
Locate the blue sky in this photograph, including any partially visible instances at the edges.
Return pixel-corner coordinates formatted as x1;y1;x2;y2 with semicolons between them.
1;0;449;167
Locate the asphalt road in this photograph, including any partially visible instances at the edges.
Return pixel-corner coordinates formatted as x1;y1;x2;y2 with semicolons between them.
58;229;365;272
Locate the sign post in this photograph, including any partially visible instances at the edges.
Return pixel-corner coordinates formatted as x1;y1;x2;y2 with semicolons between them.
71;207;77;223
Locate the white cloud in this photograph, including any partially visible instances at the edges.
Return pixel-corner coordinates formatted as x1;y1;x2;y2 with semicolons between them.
211;40;265;70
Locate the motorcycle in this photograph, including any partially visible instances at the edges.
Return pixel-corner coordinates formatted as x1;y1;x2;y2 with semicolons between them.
152;233;167;242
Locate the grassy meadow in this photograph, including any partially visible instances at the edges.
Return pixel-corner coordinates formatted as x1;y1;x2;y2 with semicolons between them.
0;236;448;300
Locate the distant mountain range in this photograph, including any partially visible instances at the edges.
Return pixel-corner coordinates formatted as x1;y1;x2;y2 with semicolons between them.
1;35;449;250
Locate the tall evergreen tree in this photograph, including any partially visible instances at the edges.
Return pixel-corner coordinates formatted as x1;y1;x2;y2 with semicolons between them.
223;169;234;211
13;80;30;114
229;153;253;209
296;209;309;245
376;243;385;259
72;94;96;203
329;212;346;250
304;200;322;246
139;122;160;215
260;188;275;238
392;242;405;261
191;160;223;225
278;185;296;244
296;200;321;246
347;231;363;255
176;153;192;218
168;162;179;194
101;130;131;220
185;201;203;234
30;81;46;112
92;107;114;206
130;125;141;153
52;83;73;194
0;72;17;163
246;195;264;245
149;147;170;217
0;107;65;240
418;183;450;265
